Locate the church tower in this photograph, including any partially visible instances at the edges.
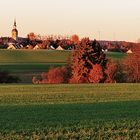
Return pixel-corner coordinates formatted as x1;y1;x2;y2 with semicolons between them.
12;19;18;41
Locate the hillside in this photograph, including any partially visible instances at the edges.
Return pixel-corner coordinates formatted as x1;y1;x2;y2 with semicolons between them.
0;50;126;83
0;50;125;64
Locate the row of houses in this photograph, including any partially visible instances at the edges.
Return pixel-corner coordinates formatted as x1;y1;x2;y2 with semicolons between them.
0;20;134;53
0;20;70;50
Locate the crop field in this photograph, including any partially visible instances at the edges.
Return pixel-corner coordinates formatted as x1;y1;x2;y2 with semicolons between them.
0;50;134;139
0;84;140;139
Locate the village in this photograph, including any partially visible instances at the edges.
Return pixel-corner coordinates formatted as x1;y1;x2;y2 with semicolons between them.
0;20;134;54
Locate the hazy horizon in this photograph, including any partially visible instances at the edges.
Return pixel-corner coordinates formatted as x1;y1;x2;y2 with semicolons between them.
0;0;140;42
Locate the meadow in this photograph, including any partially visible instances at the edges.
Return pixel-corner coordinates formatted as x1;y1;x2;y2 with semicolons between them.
0;84;140;139
0;50;124;64
0;50;125;83
0;50;138;139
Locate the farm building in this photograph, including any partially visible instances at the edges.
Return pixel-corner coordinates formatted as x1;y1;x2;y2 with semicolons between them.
126;49;133;54
56;45;64;50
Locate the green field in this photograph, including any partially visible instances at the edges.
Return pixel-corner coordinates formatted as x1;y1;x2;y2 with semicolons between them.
0;84;140;139
0;50;124;64
0;50;125;83
0;50;70;63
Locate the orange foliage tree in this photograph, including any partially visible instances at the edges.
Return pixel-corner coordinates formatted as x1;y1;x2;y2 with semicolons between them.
105;60;123;83
71;34;79;44
70;38;107;83
124;44;140;83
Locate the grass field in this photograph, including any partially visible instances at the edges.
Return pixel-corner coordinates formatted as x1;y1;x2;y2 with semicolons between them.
0;50;125;64
0;84;140;139
0;50;70;63
0;50;126;83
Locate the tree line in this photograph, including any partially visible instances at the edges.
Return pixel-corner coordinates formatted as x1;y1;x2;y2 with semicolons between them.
33;38;140;84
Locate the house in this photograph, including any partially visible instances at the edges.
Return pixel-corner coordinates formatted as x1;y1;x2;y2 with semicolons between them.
7;44;16;49
56;45;64;50
7;44;23;49
126;49;133;54
33;45;41;50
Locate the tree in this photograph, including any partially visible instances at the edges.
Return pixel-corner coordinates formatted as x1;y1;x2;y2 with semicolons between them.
70;38;107;83
88;64;104;83
27;32;36;41
71;34;79;44
124;44;140;83
105;60;124;83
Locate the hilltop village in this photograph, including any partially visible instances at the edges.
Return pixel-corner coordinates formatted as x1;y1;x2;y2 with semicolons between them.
0;20;137;52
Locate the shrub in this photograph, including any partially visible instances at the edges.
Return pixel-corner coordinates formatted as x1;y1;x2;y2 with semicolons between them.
32;66;70;84
0;71;20;83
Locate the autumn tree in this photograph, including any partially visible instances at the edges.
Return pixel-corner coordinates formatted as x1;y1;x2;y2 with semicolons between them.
124;44;140;83
71;34;79;44
105;60;125;83
27;32;36;41
70;38;107;83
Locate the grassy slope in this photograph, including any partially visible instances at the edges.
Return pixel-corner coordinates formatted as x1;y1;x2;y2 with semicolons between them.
0;84;140;139
0;50;70;83
0;50;125;83
0;50;135;139
0;50;70;63
0;50;125;73
0;50;124;64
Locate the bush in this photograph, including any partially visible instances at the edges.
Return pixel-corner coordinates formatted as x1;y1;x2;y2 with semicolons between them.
0;71;20;83
32;66;70;84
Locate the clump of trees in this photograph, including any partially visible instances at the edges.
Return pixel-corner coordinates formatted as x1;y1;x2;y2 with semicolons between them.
105;60;125;83
32;39;140;84
123;44;140;83
33;38;108;84
105;43;140;83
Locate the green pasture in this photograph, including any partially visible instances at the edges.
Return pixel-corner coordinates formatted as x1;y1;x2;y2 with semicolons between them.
0;84;140;139
0;50;70;63
0;50;124;64
105;51;126;60
0;50;137;139
0;50;125;83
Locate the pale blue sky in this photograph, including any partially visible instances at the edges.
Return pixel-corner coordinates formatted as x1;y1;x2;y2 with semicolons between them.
0;0;140;42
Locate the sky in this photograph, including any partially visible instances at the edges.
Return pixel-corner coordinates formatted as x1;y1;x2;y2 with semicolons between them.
0;0;140;42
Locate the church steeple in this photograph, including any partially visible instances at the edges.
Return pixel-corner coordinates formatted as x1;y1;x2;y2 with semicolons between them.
12;18;18;41
13;19;17;29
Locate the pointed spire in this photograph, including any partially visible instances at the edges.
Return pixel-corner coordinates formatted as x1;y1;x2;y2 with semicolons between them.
13;18;17;29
